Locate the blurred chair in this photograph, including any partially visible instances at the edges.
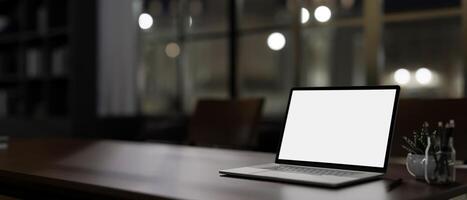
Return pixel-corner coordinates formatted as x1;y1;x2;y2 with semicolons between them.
187;98;264;150
391;98;467;161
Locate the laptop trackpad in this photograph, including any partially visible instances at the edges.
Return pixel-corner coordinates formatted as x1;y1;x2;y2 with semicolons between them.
255;171;355;184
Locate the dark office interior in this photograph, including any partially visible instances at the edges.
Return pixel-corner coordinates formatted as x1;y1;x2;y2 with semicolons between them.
0;0;467;199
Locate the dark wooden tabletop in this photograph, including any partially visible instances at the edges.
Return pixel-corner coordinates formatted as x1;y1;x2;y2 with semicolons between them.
0;138;466;200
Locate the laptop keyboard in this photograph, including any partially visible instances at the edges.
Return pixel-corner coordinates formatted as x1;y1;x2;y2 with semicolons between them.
266;165;362;177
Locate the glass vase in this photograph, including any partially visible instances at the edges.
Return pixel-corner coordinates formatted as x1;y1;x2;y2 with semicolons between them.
425;137;456;184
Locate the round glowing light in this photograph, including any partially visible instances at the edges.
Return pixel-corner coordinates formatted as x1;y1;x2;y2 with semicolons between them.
314;6;332;23
139;13;153;30
394;68;411;85
267;32;286;51
301;8;310;24
415;68;432;85
165;42;181;58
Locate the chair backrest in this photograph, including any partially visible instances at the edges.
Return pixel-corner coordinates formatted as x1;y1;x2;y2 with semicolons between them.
187;98;264;149
391;98;467;160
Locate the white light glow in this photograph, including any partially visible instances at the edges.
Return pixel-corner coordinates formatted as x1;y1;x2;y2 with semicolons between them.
139;13;153;30
314;6;332;23
165;42;181;58
267;32;286;51
415;68;432;85
394;68;411;85
301;8;310;24
189;16;193;27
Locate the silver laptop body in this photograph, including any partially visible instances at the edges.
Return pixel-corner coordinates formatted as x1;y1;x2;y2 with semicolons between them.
220;86;400;187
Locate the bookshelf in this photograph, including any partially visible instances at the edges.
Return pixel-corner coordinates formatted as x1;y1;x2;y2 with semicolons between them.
0;0;96;136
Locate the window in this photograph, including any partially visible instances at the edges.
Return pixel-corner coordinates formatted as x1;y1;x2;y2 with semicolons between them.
138;0;466;117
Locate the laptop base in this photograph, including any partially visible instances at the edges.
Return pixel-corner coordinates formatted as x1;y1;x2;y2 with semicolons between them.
220;163;383;188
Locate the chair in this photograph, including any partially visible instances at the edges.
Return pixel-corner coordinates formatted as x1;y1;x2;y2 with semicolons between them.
391;98;467;161
187;98;264;149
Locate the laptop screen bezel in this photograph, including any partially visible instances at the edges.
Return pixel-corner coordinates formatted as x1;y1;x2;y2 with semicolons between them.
274;85;400;173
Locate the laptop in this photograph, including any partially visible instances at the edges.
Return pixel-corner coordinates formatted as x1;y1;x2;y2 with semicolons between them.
219;86;400;187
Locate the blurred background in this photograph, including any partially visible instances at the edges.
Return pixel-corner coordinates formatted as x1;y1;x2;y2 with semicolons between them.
0;0;466;152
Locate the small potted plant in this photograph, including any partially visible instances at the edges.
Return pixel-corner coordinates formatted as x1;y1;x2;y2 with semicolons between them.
402;122;436;180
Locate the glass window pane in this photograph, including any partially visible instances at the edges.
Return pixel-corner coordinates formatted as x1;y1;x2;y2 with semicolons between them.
238;0;293;30
382;17;463;98
302;26;365;87
140;42;178;115
187;0;228;34
302;0;363;21
183;38;229;113
144;0;178;37
238;31;295;117
384;0;460;13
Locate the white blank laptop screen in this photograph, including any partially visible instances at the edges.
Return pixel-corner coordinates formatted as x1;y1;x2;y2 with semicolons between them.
278;89;397;168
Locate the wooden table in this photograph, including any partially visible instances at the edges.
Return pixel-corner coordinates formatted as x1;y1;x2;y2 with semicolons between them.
0;138;466;200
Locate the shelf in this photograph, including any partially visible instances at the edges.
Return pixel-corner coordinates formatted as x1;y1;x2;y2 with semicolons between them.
0;75;19;82
24;78;47;83
20;31;43;42
49;77;69;82
0;27;69;44
0;0;97;137
0;33;19;44
22;76;70;82
0;117;72;136
47;27;69;37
